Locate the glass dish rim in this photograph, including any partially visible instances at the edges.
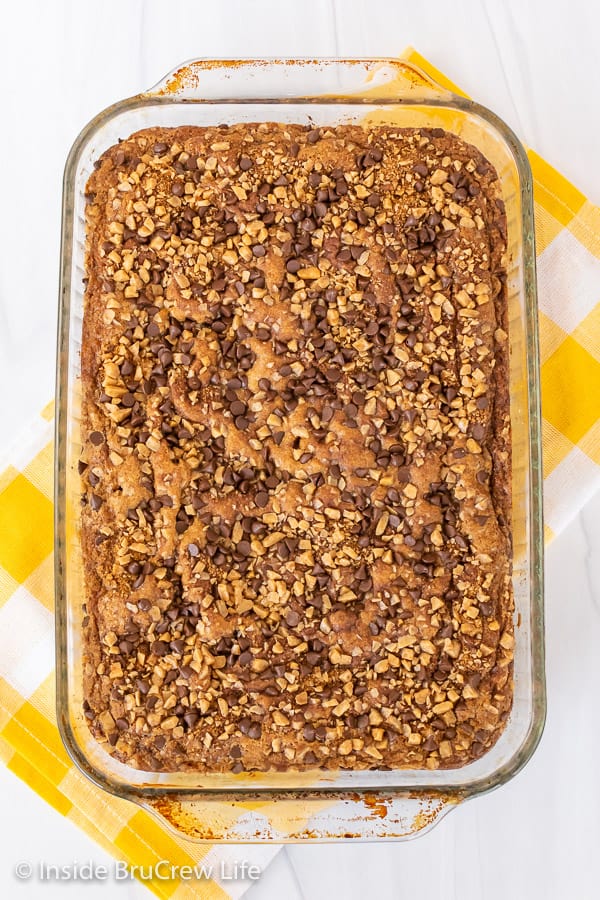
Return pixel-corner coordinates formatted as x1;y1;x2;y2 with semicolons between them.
55;56;545;808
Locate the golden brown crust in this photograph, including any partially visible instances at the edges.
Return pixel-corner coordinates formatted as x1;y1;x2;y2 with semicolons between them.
80;123;512;773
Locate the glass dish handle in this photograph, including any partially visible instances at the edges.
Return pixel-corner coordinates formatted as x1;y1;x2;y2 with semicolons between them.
143;57;454;103
143;792;459;842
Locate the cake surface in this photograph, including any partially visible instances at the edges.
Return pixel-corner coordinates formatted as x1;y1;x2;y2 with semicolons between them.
80;122;513;773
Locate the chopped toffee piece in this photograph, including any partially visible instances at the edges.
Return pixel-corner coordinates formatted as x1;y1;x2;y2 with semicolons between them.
81;123;512;773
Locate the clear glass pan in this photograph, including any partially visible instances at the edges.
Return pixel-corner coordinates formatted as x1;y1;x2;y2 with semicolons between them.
56;57;545;841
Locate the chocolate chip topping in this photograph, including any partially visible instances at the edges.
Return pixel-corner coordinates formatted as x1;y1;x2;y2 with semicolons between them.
81;121;512;776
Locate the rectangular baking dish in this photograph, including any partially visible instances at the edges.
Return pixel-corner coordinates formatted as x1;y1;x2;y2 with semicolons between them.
56;57;545;841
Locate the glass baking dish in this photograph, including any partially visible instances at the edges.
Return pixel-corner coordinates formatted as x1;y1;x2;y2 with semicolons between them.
55;57;545;841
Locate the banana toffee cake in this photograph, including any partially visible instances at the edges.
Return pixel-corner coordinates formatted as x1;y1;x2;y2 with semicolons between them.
80;122;513;773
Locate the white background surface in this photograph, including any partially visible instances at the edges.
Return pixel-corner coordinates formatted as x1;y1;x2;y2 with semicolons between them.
1;1;599;898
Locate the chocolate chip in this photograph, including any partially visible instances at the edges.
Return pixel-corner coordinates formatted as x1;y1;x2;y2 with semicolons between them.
152;640;168;657
184;711;200;728
239;156;253;171
286;258;301;273
303;724;315;741
89;494;103;511
247;722;262;740
325;367;341;383
89;431;104;445
255;491;268;508
188;543;200;557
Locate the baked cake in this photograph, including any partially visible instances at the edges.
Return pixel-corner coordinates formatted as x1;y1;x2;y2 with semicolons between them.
80;122;513;772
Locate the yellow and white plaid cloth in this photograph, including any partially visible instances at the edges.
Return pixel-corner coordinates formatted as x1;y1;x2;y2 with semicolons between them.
0;49;599;898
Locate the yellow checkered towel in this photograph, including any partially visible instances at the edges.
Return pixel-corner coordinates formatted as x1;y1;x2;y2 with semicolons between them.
0;49;599;897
